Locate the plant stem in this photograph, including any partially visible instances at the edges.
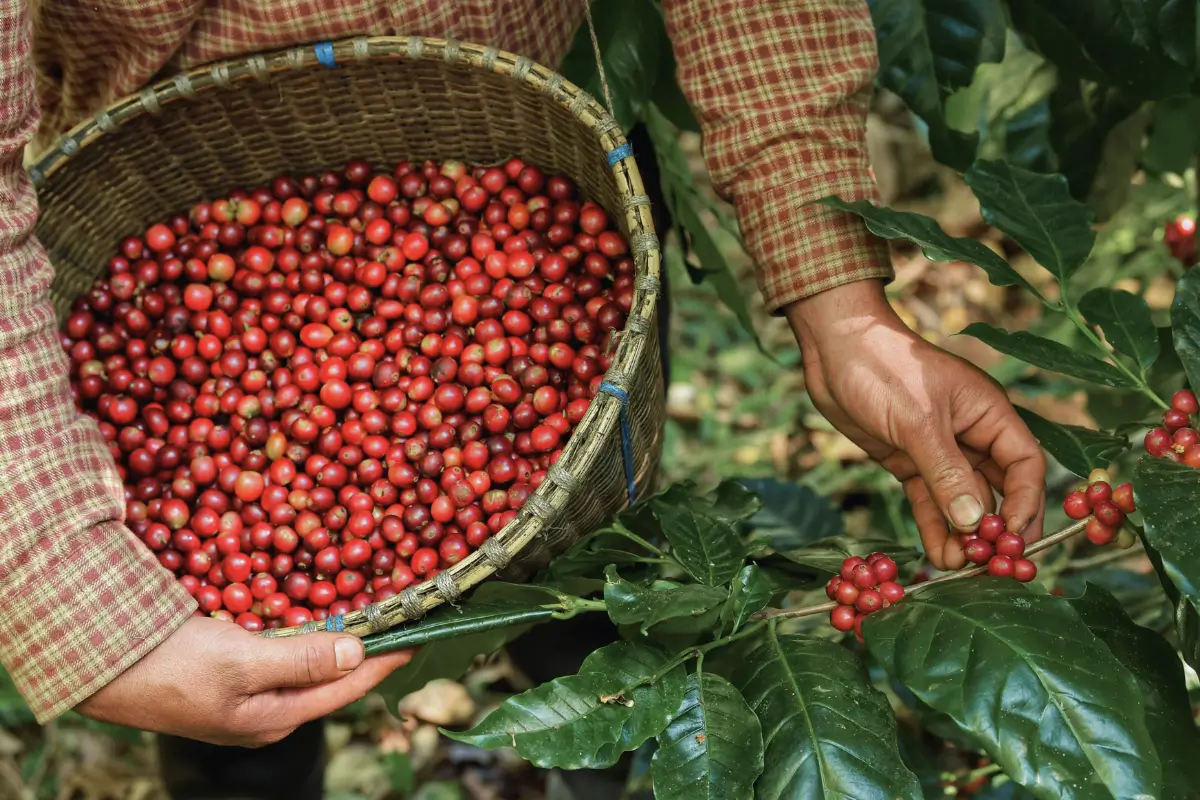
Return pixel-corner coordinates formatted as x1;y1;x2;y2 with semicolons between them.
1063;304;1169;409
752;519;1090;623
606;522;666;558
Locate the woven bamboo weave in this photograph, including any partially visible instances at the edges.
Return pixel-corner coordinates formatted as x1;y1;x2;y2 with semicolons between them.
32;36;665;640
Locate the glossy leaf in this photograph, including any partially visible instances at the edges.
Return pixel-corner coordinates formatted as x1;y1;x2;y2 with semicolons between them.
704;479;763;524
779;537;918;575
1007;0;1193;99
582;642;686;763
964;160;1095;284
651;670;764;800
734;627;921;799
740;478;844;550
604;567;728;632
655;507;745;586
1078;288;1160;371
1047;82;1143;203
558;0;663;130
721;565;773;633
374;583;557;705
445;642;674;769
1172;269;1200;393
865;579;1160;799
961;323;1135;387
1143;96;1200;175
1014;406;1130;479
1071;585;1200;799
1134;457;1200;616
1004;98;1054;173
819;198;1042;299
868;0;1006;169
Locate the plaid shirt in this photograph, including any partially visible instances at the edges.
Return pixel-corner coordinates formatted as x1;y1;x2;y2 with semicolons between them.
0;0;889;722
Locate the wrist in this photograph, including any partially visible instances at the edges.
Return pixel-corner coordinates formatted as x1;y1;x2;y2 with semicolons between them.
782;280;903;356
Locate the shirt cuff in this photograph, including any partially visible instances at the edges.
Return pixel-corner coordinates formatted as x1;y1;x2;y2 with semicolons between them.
733;174;894;315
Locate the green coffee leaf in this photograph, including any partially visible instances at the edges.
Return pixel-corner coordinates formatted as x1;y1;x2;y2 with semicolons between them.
604;567;728;632
1134;457;1200;617
559;0;663;131
865;579;1161;799
1071;585;1200;799
374;583;557;705
1006;1;1193;99
655;507;745;586
581;642;686;763
961;323;1135;387
704;479;763;524
964;160;1095;285
1014;405;1130;479
735;628;921;799
444;642;675;769
739;478;844;550
1171;269;1200;393
869;0;1006;169
1079;287;1160;371
721;565;772;633
651;670;764;800
818;198;1042;300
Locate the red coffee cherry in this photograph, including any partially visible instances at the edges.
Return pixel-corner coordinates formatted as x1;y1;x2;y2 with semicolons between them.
1063;491;1092;520
977;513;1005;543
995;532;1025;559
987;555;1015;578
830;605;857;632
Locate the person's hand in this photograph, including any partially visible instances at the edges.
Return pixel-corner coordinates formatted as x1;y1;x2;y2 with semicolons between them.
76;617;413;746
784;280;1046;571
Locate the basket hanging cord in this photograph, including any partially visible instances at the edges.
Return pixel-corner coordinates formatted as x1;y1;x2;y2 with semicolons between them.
582;0;617;118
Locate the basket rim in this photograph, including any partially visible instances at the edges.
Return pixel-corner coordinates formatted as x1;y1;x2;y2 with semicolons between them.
34;35;663;641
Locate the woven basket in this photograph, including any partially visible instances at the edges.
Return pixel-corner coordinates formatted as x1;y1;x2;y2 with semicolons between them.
32;36;665;640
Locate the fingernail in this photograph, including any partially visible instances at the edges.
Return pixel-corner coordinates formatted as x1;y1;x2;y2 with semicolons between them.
949;495;984;529
335;637;364;671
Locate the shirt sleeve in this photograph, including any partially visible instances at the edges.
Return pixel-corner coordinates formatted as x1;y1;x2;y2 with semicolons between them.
662;0;893;314
0;3;196;724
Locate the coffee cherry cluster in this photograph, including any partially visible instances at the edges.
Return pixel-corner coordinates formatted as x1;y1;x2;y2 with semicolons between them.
1164;214;1197;267
1062;468;1137;549
959;513;1037;582
1143;390;1199;468
62;157;635;631
826;553;904;639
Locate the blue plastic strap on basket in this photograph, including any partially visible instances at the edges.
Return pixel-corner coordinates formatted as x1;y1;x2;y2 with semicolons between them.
598;381;636;505
605;143;633;167
315;41;337;68
325;614;345;633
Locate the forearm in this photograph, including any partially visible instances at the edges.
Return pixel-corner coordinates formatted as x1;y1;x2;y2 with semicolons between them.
662;0;893;312
0;1;194;723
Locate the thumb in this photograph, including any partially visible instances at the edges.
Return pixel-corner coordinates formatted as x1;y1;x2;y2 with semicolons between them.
907;426;986;533
245;632;366;691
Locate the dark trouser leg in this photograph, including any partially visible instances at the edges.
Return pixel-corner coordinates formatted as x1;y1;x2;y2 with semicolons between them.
156;719;326;800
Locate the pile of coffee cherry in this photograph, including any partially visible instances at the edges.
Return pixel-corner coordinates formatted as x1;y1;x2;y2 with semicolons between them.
63;157;634;631
1143;389;1199;468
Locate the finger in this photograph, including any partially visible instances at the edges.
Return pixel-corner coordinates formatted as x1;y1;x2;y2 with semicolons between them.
974;470;997;514
243;632;368;691
906;478;960;571
903;420;988;535
265;650;414;728
958;402;1047;537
